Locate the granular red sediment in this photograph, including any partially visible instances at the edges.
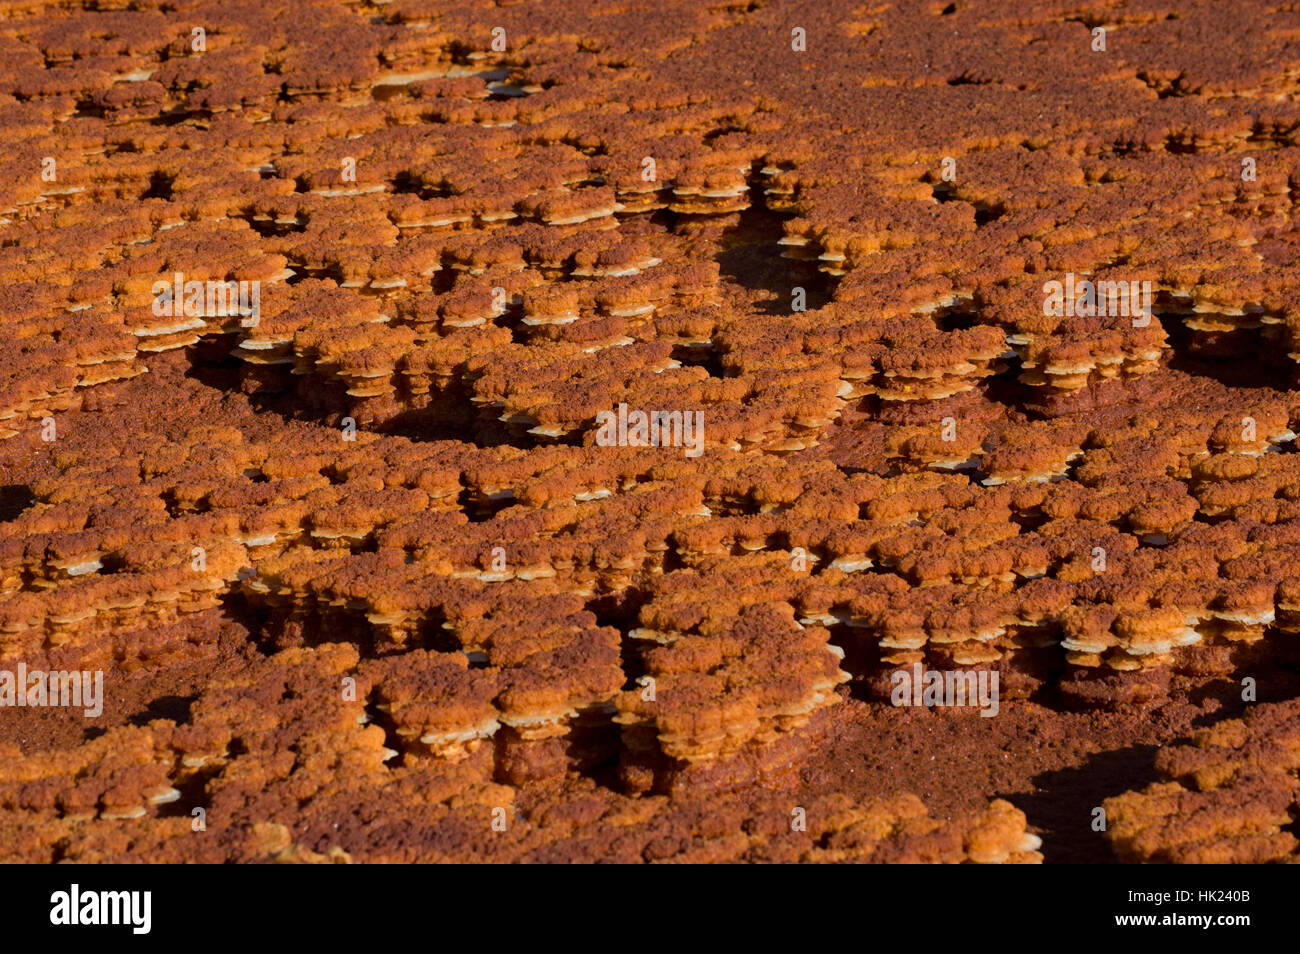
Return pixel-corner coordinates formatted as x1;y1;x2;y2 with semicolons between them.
4;0;1300;863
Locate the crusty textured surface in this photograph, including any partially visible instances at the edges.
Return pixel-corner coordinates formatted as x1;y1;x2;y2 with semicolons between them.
3;0;1300;862
1104;699;1300;863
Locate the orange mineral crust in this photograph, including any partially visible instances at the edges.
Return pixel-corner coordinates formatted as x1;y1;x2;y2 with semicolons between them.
1104;699;1300;863
3;0;1300;863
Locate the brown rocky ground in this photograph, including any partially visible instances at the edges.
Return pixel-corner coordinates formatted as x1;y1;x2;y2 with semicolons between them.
2;0;1300;862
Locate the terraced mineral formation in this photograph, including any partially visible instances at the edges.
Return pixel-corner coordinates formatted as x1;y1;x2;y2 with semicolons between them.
1104;699;1300;863
3;0;1300;863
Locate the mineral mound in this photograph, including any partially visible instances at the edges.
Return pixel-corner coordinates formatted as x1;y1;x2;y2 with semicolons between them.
2;0;1300;863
